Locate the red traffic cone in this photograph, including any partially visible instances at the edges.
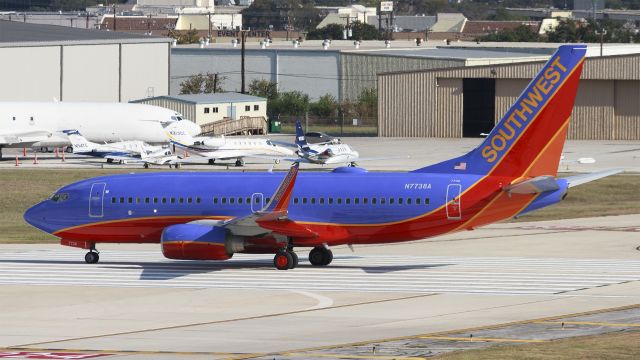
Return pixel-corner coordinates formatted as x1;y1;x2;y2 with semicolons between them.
15;156;20;166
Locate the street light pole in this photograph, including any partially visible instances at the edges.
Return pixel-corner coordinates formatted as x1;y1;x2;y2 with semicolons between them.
595;28;607;56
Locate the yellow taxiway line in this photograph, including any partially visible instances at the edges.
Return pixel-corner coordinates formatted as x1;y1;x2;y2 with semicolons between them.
420;336;547;343
537;321;640;327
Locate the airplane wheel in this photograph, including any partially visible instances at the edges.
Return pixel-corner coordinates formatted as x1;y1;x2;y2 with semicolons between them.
273;251;293;270
143;163;149;169
309;247;333;266
208;159;215;165
288;251;299;269
275;159;281;164
85;251;99;264
235;159;244;167
350;162;358;167
106;158;113;164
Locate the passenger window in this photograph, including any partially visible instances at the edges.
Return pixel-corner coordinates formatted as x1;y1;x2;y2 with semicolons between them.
328;198;333;204
246;197;250;204
398;198;403;205
213;197;218;204
265;197;271;203
311;198;316;204
319;198;325;205
179;197;184;204
196;197;201;204
294;197;299;204
136;197;140;204
230;198;235;204
153;197;158;204
111;197;116;204
302;198;307;204
380;198;386;205
416;198;421;205
363;198;368;205
389;198;395;205
407;198;412;205
222;198;227;204
424;198;430;205
187;197;192;204
337;198;342;205
170;197;176;204
145;197;150;204
372;198;377;205
162;198;167;204
128;197;133;204
345;198;351;205
238;197;243;204
119;197;125;203
354;198;359;205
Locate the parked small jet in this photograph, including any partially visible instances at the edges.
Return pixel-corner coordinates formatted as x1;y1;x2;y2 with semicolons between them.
0;102;200;159
65;130;178;167
171;135;296;167
24;45;622;270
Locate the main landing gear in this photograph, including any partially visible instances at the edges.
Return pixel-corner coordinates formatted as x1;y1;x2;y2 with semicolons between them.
84;245;100;264
273;249;298;270
235;158;245;167
308;246;333;266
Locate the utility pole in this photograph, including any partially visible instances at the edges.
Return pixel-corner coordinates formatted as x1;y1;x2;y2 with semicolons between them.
596;28;607;56
147;14;151;35
86;12;89;29
208;11;212;40
240;29;247;94
112;3;117;31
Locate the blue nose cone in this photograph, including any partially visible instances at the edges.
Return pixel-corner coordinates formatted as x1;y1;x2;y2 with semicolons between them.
24;201;57;234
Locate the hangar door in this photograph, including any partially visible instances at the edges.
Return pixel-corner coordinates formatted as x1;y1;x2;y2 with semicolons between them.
463;78;495;137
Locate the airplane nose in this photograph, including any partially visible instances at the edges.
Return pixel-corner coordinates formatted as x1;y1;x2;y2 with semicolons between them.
24;201;56;234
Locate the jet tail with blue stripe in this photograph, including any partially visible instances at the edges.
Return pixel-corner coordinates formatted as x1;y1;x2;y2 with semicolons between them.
414;44;587;178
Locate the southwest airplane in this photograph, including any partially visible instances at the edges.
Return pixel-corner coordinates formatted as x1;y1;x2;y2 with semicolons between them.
24;45;620;270
0;102;200;159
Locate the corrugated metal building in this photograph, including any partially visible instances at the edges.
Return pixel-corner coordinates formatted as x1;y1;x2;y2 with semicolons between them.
378;52;640;140
0;20;171;102
171;42;550;101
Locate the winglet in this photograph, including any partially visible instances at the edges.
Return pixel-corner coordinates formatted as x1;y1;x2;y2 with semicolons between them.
262;162;300;213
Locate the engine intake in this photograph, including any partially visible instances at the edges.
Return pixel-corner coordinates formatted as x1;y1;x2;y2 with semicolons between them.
161;224;245;260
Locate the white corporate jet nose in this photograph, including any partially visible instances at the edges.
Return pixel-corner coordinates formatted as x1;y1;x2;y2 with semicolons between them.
177;119;202;137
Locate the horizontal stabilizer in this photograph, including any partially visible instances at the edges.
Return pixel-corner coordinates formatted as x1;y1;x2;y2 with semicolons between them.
564;168;624;188
503;175;559;194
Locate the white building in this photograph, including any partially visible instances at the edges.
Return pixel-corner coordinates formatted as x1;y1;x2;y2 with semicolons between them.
132;93;267;125
0;20;171;102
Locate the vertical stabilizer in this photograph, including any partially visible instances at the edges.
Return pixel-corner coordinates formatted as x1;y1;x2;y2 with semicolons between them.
414;45;587;178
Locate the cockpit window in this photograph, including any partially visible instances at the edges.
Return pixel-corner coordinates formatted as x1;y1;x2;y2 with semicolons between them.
51;193;69;202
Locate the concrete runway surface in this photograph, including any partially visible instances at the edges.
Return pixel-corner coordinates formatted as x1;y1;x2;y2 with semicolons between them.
0;214;639;359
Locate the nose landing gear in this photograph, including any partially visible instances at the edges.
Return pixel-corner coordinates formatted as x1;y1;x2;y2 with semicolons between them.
84;244;100;264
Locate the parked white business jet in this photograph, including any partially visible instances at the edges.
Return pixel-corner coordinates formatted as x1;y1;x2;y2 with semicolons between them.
65;130;178;167
171;135;296;167
0;102;201;159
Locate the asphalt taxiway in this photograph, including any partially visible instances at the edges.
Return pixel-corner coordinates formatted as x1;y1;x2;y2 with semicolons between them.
0;214;639;359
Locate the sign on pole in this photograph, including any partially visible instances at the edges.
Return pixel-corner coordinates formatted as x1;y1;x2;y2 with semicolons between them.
380;1;393;12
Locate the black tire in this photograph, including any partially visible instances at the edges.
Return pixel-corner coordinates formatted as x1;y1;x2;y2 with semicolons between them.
288;251;299;269
273;251;292;270
85;252;99;264
208;159;215;165
235;159;244;167
106;158;113;164
143;163;149;169
309;247;325;266
322;249;333;265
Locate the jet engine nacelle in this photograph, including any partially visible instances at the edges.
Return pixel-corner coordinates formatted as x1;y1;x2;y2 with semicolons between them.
161;224;245;260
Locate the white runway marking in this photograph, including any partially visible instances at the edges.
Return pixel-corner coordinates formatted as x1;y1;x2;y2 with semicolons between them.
0;250;639;295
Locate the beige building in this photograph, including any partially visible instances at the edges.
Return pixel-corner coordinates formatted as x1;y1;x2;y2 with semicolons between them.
132;93;267;125
378;50;640;140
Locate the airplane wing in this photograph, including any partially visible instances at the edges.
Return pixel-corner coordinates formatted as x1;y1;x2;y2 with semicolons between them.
189;162;318;239
0;130;52;145
105;155;141;163
564;168;624;188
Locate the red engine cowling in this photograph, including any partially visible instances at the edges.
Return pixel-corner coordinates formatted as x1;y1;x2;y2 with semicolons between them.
161;224;243;260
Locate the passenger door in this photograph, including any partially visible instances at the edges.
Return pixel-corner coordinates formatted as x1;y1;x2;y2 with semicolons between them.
89;183;106;218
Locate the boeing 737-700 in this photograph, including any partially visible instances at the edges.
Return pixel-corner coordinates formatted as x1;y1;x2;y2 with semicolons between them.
24;45;621;270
